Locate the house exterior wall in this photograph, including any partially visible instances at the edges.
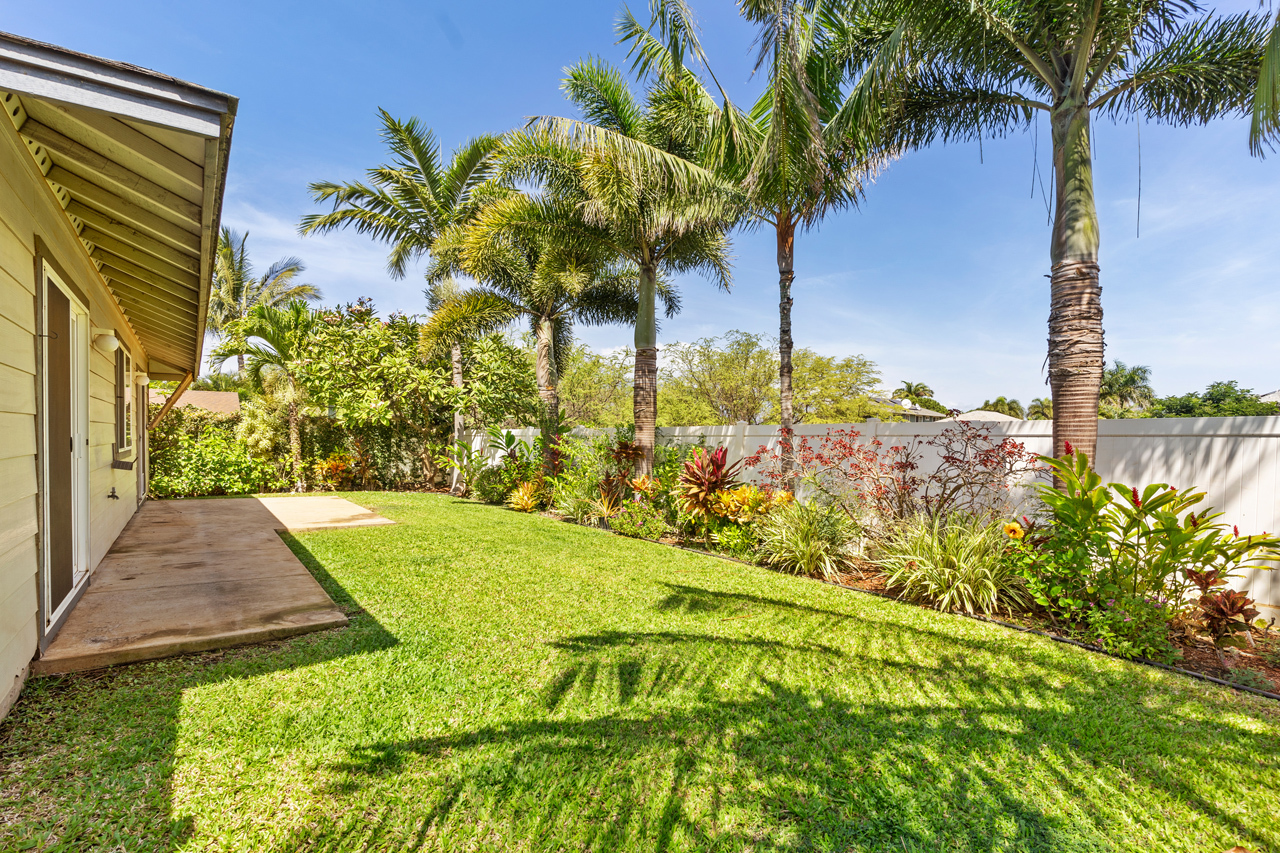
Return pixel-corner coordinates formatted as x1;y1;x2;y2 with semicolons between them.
0;104;146;721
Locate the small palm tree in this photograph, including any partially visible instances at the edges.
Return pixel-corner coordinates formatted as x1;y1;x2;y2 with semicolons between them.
1100;360;1155;412
980;397;1025;420
208;229;319;373
1027;397;1053;420
499;58;740;475
422;200;669;450
895;381;934;403
850;0;1270;461
214;301;318;489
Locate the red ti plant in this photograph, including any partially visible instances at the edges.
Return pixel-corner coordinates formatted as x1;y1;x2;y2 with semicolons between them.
676;447;744;546
1196;588;1261;668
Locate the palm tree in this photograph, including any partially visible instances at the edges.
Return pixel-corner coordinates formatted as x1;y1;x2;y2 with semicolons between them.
894;381;934;402
847;0;1270;462
980;397;1025;419
621;2;886;478
1100;360;1155;412
208;228;318;374
1027;397;1053;420
421;198;671;451
1251;13;1280;153
300;110;499;489
495;59;740;475
214;301;318;488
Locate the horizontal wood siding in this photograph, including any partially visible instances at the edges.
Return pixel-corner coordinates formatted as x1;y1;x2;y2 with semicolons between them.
0;93;150;720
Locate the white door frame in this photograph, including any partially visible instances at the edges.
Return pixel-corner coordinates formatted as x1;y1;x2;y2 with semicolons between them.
40;261;91;632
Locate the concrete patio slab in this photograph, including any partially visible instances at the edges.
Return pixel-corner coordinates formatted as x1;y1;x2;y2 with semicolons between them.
33;496;391;675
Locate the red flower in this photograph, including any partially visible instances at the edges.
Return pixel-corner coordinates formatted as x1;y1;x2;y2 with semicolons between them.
1234;525;1240;537
1063;440;1074;456
1189;513;1198;527
1131;487;1142;508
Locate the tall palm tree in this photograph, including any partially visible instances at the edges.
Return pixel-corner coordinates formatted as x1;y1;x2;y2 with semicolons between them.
621;1;886;477
496;59;740;475
1251;13;1280;153
213;301;318;488
1027;397;1053;420
300;110;499;487
421;198;673;450
845;0;1269;462
1100;359;1155;412
208;228;318;374
894;380;934;402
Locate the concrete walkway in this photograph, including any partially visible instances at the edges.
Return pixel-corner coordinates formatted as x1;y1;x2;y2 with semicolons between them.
34;496;392;675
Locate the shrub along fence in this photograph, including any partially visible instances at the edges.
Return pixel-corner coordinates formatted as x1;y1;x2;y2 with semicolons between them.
463;415;1280;614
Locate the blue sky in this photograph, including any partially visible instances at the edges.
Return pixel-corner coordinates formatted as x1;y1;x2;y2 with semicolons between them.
9;1;1279;410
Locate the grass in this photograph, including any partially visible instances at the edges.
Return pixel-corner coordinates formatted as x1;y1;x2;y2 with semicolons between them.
2;492;1279;852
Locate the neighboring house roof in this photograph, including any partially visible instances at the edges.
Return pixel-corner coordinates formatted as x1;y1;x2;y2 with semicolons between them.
0;30;236;382
148;389;240;414
941;410;1022;422
1261;389;1280;404
877;397;948;421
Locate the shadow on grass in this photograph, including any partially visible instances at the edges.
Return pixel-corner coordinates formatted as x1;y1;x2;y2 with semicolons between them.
0;533;397;853
280;583;1279;853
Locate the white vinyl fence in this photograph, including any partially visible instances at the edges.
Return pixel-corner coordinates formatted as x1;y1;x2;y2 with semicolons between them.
464;416;1280;614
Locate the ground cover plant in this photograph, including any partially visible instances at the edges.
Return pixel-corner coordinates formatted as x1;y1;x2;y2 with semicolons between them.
3;493;1280;852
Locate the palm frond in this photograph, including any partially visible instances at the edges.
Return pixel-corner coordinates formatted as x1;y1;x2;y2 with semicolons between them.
1251;12;1280;155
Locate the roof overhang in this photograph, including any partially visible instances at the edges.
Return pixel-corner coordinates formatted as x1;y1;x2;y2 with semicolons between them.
0;31;236;381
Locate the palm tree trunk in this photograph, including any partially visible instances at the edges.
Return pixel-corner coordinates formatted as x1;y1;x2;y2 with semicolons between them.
450;342;464;495
777;209;796;488
1048;103;1104;464
237;353;245;374
534;315;561;470
288;398;302;491
634;262;659;478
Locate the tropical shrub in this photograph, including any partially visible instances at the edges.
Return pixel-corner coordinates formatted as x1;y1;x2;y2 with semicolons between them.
150;426;284;498
675;447;744;519
711;522;761;562
1082;596;1178;662
878;515;1027;615
552;435;616;521
506;481;544;513
610;500;667;539
709;485;793;525
1196;588;1261;667
1032;450;1280;613
757;501;859;580
313;452;356;491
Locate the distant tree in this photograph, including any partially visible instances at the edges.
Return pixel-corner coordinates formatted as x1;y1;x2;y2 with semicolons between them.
1027;397;1053;421
791;350;894;424
894;381;934;403
980;397;1025;420
1100;361;1155;412
557;345;634;428
191;370;251;400
1149;381;1280;418
208;229;319;373
662;331;779;424
914;397;949;416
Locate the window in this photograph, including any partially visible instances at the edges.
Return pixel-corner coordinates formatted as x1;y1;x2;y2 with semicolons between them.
115;347;133;453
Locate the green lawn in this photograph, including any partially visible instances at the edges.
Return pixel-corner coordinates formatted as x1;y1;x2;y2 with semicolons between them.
2;493;1279;852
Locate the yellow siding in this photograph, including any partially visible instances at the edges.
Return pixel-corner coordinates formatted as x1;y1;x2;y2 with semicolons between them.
0;87;152;719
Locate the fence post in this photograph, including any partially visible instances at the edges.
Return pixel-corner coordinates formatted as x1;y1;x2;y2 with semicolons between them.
732;420;749;467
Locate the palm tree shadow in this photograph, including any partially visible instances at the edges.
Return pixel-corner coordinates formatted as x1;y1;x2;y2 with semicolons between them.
280;585;1280;852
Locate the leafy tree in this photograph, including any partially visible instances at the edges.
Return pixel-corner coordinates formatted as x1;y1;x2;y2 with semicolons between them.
663;331;779;424
894;381;935;403
495;58;740;475
300;111;499;486
979;397;1025;419
1149;381;1280;418
209;229;319;373
791;349;894;423
557;344;634;428
212;301;318;487
1028;397;1054;420
852;0;1270;460
191;370;251;399
913;396;950;416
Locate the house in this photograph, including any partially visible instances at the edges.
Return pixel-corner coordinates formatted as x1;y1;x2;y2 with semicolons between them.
147;388;241;415
876;397;948;423
0;31;234;720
